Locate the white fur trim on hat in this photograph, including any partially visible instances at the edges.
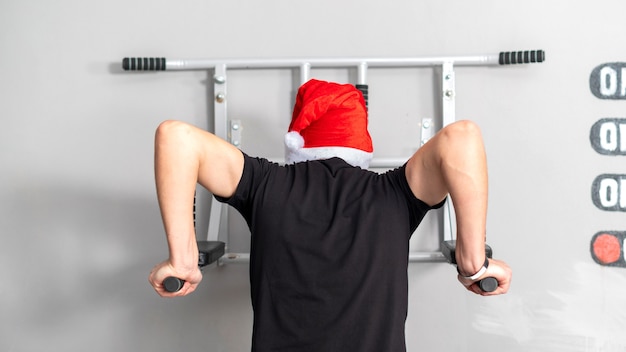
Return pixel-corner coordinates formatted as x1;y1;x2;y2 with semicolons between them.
285;131;373;169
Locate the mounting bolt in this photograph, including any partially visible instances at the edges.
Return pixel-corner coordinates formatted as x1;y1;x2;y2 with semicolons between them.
216;92;226;103
214;75;226;84
444;90;454;98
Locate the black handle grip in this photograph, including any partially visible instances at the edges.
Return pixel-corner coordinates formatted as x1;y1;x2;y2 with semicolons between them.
478;277;498;292
122;57;166;71
163;276;185;292
498;50;545;65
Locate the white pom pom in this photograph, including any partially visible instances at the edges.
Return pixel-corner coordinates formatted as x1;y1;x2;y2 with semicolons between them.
284;131;304;150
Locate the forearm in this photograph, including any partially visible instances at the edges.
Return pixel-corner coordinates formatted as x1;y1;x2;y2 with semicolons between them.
454;223;487;278
450;175;488;277
159;196;199;270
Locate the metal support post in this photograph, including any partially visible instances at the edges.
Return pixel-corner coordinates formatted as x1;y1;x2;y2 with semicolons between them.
207;64;228;243
441;61;457;242
300;63;311;85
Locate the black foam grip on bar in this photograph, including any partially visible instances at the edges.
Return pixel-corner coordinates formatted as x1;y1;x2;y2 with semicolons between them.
498;50;545;65
355;84;369;109
479;277;498;292
122;57;166;71
163;277;184;292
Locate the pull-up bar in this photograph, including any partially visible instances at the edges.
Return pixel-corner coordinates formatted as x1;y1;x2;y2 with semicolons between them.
123;50;545;71
123;50;544;88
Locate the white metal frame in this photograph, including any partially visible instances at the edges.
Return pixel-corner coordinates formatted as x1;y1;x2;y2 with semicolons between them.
207;56;467;264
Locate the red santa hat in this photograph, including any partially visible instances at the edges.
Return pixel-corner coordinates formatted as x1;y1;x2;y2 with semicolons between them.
284;79;373;168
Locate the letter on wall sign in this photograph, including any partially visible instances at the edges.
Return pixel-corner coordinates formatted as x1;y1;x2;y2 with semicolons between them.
590;63;626;99
592;174;626;211
590;118;626;156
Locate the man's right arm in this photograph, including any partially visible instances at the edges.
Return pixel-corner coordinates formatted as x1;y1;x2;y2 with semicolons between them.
148;120;244;297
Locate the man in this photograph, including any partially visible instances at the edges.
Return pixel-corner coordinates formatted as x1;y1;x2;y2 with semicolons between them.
148;79;511;351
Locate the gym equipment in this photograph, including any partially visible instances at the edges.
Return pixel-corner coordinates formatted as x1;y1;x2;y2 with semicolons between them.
441;240;498;292
121;50;544;291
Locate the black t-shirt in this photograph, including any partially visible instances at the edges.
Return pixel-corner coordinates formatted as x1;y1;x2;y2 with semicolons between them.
217;153;443;352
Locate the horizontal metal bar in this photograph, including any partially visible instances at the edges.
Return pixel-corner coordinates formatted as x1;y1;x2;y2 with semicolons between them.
218;251;446;264
161;54;499;71
408;251;447;262
368;158;409;169
122;50;544;72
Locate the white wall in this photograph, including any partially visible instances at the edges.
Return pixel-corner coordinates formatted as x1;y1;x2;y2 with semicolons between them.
2;1;625;351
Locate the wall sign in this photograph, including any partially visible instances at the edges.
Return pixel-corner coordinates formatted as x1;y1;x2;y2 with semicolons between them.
590;62;626;99
589;63;626;266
